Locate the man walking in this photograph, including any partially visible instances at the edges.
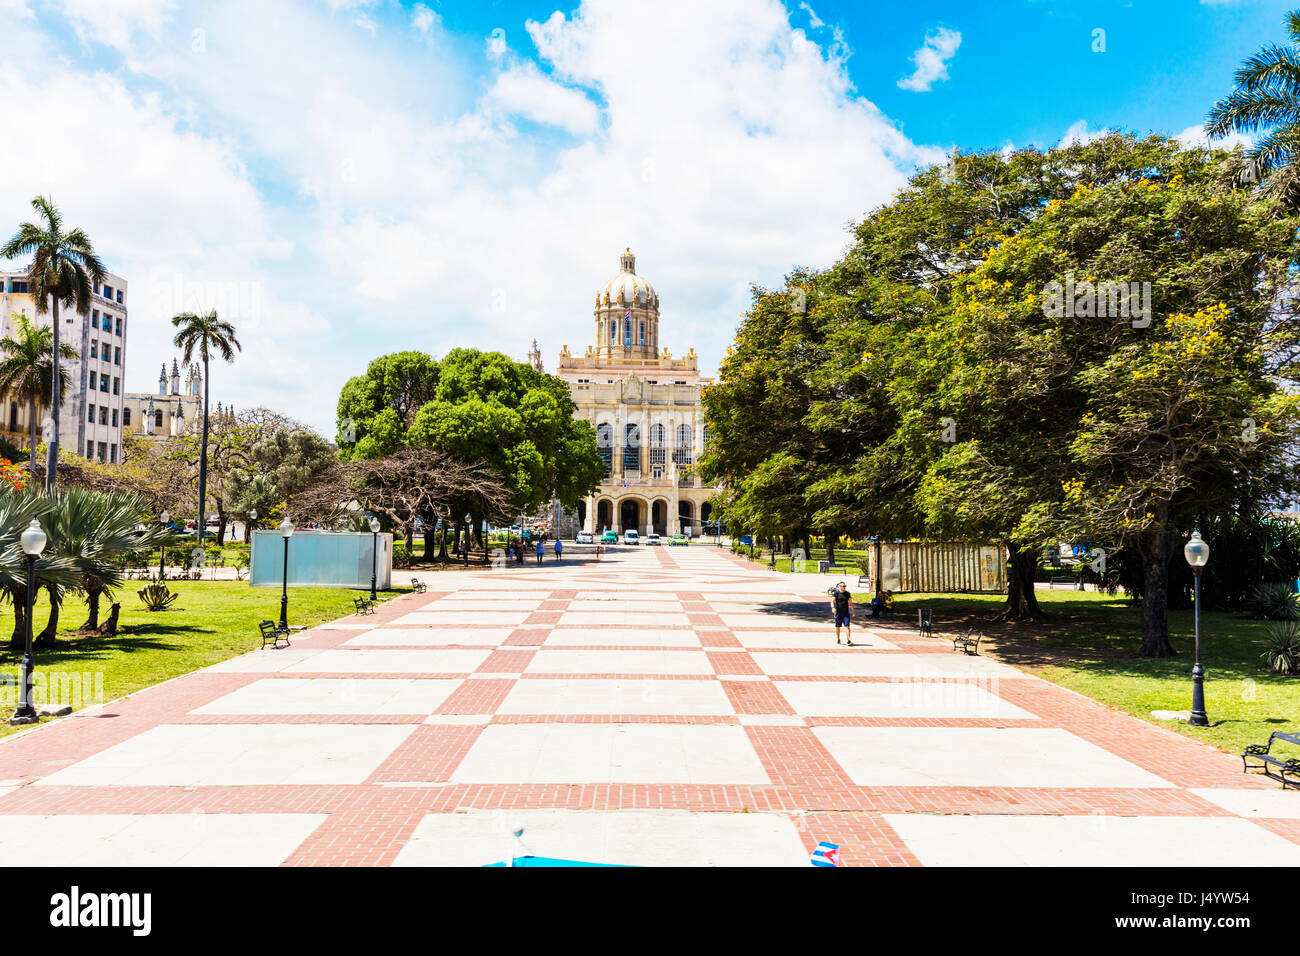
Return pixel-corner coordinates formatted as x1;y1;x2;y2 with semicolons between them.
554;538;563;562
829;581;854;646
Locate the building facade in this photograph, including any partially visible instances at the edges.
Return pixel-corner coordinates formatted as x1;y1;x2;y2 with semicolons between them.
552;249;716;537
0;269;129;463
122;359;205;441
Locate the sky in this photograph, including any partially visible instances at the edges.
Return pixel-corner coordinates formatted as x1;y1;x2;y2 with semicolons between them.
0;0;1291;436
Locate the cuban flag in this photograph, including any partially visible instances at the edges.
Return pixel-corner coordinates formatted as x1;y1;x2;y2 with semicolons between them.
810;841;840;867
624;309;631;320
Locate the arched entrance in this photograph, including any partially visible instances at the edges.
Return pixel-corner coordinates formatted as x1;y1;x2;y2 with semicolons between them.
596;499;612;531
651;499;668;535
701;502;712;529
619;499;640;533
678;500;694;534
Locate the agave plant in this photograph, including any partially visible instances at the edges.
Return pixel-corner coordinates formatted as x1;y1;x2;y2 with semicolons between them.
1248;581;1300;621
1260;621;1300;675
137;575;178;612
38;488;170;640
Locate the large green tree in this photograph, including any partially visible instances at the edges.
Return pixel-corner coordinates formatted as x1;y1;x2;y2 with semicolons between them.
1;196;104;488
0;314;77;480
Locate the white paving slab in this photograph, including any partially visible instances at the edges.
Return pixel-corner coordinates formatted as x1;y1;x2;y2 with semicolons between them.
886;814;1300;866
558;611;691;627
429;591;550;603
1190;788;1300;818
203;648;327;673
450;724;769;784
424;600;544;612
735;631;899;650
0;814;327;866
566;600;685;613
776;680;1037;719
816;727;1173;788
543;628;701;647
719;613;825;631
574;592;682;602
392;810;808;867
499;679;734;715
282;648;491;673
525;649;716;675
345;628;513;647
191;678;462;715
751;651;1021;678
391;611;531;627
36;724;415;787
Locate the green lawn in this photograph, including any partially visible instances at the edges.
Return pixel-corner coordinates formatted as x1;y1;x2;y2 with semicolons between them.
872;588;1300;757
0;580;402;739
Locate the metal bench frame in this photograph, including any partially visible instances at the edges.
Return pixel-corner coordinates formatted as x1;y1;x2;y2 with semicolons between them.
953;627;982;655
411;578;428;594
1242;731;1300;789
917;608;933;639
353;596;376;615
258;619;290;650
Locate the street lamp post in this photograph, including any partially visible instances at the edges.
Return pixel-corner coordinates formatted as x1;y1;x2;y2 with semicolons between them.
463;513;471;568
369;516;381;601
248;507;257;544
279;517;294;629
1184;530;1211;727
9;520;47;725
158;510;170;580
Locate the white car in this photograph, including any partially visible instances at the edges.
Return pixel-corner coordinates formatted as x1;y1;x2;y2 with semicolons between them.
645;533;661;546
623;530;639;545
576;531;594;544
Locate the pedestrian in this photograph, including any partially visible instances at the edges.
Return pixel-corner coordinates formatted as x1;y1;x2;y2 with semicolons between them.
829;581;854;646
554;538;563;562
535;539;544;565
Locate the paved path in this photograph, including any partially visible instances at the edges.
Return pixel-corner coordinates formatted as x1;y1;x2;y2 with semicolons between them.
0;545;1296;866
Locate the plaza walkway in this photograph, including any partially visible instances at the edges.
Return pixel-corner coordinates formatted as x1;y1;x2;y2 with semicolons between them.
0;544;1296;866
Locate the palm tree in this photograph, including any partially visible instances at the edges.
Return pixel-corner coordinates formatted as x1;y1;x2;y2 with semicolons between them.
1;196;105;490
0;490;77;649
171;311;241;537
0;314;77;481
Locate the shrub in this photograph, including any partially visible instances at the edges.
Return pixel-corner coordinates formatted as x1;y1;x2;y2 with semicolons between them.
393;543;411;569
137;576;178;611
1260;621;1300;675
1248;581;1299;621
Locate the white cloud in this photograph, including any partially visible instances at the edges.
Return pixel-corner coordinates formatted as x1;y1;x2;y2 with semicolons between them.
411;3;438;34
55;0;175;52
897;26;961;92
800;2;825;29
484;62;601;135
1057;119;1114;148
1177;123;1255;151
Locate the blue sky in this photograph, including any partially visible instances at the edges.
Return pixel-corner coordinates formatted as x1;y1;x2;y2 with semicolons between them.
0;0;1290;434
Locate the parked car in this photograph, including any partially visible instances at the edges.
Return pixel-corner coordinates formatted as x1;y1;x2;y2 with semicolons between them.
623;529;639;545
576;531;594;544
645;533;661;546
670;533;688;546
600;529;618;544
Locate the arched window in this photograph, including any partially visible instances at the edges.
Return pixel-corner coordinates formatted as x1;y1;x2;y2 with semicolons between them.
596;422;613;477
675;425;693;486
609;320;616;344
649;424;666;477
155;410;164;429
624;316;632;346
639;322;646;345
8;402;16;431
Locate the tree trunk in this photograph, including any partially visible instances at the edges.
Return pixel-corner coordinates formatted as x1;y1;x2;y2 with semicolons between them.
997;543;1043;621
36;589;60;647
1139;528;1177;658
80;588;101;631
422;519;435;566
99;602;120;637
27;395;37;484
46;296;60;491
9;590;25;649
198;354;210;541
216;509;227;547
437;528;448;563
826;534;836;565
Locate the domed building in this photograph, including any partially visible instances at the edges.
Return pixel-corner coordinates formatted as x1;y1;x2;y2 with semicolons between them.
550;249;717;537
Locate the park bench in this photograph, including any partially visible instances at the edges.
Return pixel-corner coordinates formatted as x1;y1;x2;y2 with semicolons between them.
1241;730;1300;789
917;608;933;639
952;627;982;655
258;619;290;650
353;596;376;615
1048;575;1076;589
411;578;428;594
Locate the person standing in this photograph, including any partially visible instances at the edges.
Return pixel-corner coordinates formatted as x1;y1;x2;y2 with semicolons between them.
554;538;563;562
829;582;854;646
535;539;544;565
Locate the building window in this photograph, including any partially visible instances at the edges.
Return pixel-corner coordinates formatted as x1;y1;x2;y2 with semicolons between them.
123;408;131;427
608;320;616;344
100;407;108;425
114;347;120;364
649;424;666;478
88;372;96;390
112;409;118;427
116;290;122;304
92;309;98;324
110;443;117;463
89;341;97;359
103;314;112;331
97;442;107;462
115;318;122;336
103;285;112;299
112;377;119;395
88;404;95;423
100;377;109;393
624;317;632;346
10;281;27;293
639;322;646;345
596;423;613;478
8;402;17;431
623;423;640;476
86;440;94;458
154;410;163;429
675;425;693;486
